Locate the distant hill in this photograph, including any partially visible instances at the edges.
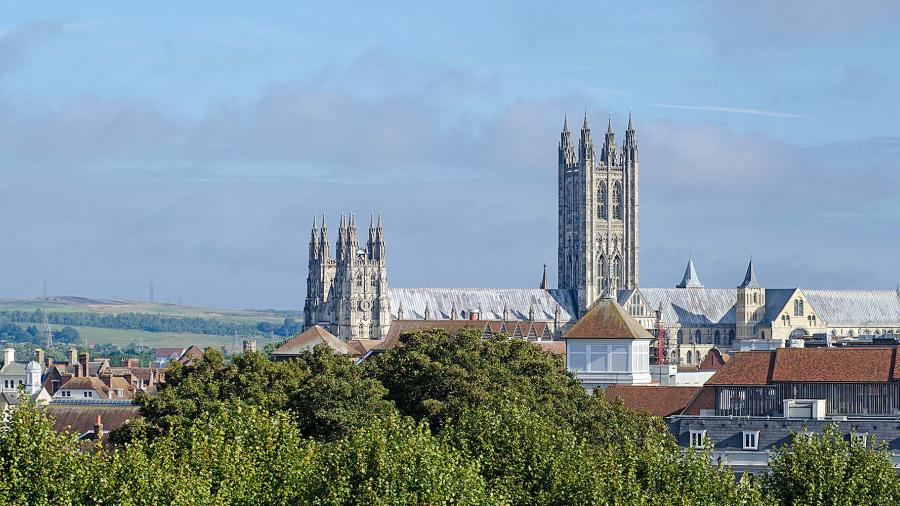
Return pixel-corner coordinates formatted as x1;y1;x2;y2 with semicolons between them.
0;297;301;350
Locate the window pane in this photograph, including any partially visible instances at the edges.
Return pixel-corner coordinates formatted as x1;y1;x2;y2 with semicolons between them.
589;345;608;372
569;352;586;371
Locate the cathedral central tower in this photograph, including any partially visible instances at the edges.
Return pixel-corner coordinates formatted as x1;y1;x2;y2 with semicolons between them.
558;112;639;314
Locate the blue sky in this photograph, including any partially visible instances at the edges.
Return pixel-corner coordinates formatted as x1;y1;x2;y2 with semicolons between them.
0;1;898;308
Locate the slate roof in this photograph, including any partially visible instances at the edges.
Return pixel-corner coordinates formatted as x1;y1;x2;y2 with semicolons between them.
803;289;900;327
620;287;900;330
620;288;737;327
738;260;762;288
604;385;702;417
388;288;576;322
676;259;703;288
564;297;652;340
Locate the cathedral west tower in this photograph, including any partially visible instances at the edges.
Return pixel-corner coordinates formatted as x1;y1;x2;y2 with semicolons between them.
558;112;639;314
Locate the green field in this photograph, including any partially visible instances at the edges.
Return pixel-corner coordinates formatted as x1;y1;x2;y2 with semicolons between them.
0;297;292;351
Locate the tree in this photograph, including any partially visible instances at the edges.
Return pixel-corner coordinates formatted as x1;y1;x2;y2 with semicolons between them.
128;345;394;442
309;414;494;505
0;397;100;505
763;425;900;505
362;328;593;430
52;326;81;344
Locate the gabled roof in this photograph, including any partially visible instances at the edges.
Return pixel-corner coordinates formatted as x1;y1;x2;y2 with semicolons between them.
563;297;652;340
272;325;352;356
154;347;184;358
58;376;111;397
676;258;703;288
620;287;737;327
178;346;204;365
604;385;702;417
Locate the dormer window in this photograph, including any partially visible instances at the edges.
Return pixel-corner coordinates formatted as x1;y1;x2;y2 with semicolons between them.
742;431;759;450
689;430;707;448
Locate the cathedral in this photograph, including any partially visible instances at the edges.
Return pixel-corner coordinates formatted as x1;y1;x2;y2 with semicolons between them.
303;113;900;364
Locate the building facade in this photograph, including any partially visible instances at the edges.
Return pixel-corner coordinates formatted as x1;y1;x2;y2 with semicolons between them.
302;113;900;353
558;114;639;314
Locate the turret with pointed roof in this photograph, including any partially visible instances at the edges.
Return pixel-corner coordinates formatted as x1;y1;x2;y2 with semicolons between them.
676;258;703;288
738;259;762;288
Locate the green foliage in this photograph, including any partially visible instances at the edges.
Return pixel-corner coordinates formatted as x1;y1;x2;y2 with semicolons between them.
764;425;900;505
5;327;900;505
363;328;591;430
309;414;494;505
130;345;393;442
0;397;100;505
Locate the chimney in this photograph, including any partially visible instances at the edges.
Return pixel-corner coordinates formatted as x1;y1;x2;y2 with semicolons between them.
79;351;89;378
68;347;78;367
243;340;257;353
100;374;112;388
34;348;45;366
93;415;103;440
46;357;54;368
2;348;14;366
469;309;480;321
122;358;139;368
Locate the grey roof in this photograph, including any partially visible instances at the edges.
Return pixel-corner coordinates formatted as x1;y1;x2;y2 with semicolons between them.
804;289;900;327
676;259;703;288
388;288;576;322
738;260;762;288
620;288;737;327
760;289;798;324
620;286;900;330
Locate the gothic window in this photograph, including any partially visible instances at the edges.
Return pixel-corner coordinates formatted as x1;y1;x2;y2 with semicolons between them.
597;184;607;219
370;274;376;287
793;299;804;317
752;293;758;304
728;329;735;342
686;351;692;364
714;330;721;345
612;182;623;220
677;330;684;343
782;314;789;326
694;329;701;344
598;255;607;292
613;256;622;288
356;275;362;287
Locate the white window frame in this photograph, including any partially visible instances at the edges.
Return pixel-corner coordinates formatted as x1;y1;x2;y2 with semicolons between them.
689;430;707;448
568;343;587;372
609;345;629;372
742;431;759;450
851;432;868;447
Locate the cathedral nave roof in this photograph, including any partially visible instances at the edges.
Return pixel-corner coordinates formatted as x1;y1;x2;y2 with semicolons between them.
387;288;576;322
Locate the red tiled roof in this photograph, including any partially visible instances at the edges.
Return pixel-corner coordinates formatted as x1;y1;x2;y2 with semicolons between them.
154;347;184;358
604;385;702;417
707;348;900;386
379;320;487;350
772;348;896;383
706;351;775;385
563;297;653;340
273;325;351;355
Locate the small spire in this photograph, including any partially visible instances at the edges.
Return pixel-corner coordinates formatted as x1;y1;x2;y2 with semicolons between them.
528;303;535;321
397;301;404;320
539;263;549;290
321;212;327;231
607;115;613;134
738;258;762;288
582;109;589;130
370;211;375;229
424;302;431;320
377;211;383;229
627;109;633;131
562;113;569;132
677;257;703;288
312;214;317;229
450;301;457;320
